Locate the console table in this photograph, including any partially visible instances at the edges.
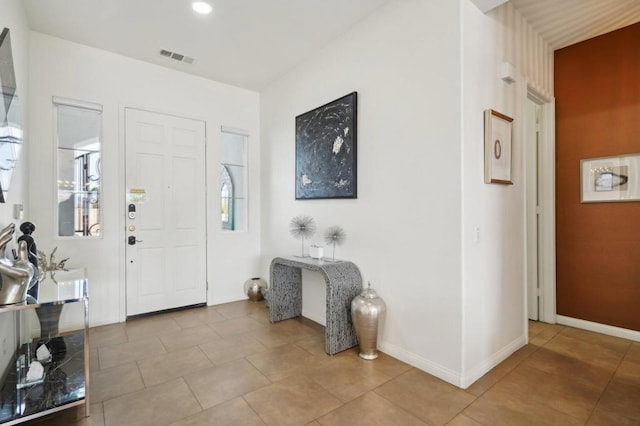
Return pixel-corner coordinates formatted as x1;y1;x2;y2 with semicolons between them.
267;257;362;355
0;271;89;425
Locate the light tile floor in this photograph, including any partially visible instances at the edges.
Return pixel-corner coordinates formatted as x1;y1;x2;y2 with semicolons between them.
30;301;640;425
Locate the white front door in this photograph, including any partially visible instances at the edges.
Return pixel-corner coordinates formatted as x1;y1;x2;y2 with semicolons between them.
125;108;207;316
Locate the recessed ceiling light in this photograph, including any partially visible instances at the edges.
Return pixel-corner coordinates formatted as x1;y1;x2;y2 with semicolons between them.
192;1;213;15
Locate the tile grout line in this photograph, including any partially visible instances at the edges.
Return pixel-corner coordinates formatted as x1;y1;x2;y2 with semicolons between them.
368;388;432;425
134;359;150;389
583;340;633;424
182;373;207;413
241;395;269;425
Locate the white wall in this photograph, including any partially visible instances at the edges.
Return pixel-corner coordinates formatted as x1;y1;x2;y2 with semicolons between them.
261;0;465;383
261;0;554;387
28;32;261;326
0;0;30;380
460;1;554;386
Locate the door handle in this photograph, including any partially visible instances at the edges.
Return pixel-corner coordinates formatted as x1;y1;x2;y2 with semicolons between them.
128;236;143;245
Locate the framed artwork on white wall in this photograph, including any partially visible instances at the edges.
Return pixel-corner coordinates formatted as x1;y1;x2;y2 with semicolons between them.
295;92;357;199
484;109;513;185
581;153;640;203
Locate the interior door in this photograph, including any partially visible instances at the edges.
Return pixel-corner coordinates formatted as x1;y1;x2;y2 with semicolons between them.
125;108;206;316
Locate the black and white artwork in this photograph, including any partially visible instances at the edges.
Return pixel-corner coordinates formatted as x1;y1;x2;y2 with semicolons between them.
581;154;640;203
295;92;357;199
594;166;628;192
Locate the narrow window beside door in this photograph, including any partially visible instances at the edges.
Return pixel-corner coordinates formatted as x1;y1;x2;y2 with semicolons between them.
220;129;247;231
54;98;102;237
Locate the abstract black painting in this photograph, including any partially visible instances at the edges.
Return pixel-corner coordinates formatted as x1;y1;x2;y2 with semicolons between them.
295;92;357;200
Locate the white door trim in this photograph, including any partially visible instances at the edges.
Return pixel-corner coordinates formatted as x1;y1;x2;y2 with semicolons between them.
525;85;556;325
538;98;556;324
525;98;540;321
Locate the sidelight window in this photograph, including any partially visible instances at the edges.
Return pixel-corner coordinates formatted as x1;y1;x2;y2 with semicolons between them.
54;97;102;237
220;128;247;231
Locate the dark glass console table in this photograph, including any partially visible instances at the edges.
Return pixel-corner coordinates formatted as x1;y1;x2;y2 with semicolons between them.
267;257;362;355
0;271;89;425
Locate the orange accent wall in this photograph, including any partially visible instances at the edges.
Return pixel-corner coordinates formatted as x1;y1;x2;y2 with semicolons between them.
555;23;640;331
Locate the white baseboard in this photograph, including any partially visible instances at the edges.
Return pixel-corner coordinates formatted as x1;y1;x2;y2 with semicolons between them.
208;294;248;306
379;335;526;389
460;335;526;389
557;315;640;342
378;340;462;387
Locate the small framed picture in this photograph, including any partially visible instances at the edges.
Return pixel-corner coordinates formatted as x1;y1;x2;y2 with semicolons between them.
484;109;514;185
581;153;640;203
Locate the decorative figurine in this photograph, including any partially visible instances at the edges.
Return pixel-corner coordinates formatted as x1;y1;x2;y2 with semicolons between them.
17;222;38;267
37;247;70;284
18;221;39;297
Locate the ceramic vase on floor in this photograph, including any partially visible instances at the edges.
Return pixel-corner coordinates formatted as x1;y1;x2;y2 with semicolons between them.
351;282;386;360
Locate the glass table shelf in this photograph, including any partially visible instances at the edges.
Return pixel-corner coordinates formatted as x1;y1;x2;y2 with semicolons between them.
0;270;89;425
0;332;86;424
0;270;87;314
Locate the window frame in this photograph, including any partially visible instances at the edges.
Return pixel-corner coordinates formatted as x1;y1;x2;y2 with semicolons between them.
53;96;103;239
220;127;248;232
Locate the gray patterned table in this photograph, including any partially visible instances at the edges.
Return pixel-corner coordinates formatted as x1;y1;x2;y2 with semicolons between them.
266;257;363;355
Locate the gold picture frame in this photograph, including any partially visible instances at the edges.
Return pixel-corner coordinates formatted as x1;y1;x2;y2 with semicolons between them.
484;109;513;185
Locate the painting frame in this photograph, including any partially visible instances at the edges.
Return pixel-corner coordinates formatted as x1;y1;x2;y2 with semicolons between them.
580;153;640;203
484;109;513;185
295;92;357;200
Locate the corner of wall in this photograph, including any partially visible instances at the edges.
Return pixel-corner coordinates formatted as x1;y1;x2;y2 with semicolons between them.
378;340;463;387
459;333;525;388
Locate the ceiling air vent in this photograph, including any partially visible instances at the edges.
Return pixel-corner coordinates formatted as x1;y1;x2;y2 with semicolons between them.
159;49;195;64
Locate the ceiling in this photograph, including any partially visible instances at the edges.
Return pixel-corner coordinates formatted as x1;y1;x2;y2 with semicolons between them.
510;0;640;50
22;0;640;91
22;0;390;91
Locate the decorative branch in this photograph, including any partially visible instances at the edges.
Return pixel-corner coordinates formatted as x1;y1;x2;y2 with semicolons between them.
37;247;70;284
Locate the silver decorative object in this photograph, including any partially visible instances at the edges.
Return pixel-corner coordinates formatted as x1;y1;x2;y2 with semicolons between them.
0;223;36;305
351;282;386;360
244;277;267;302
289;215;316;257
324;225;346;262
36;246;70;284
